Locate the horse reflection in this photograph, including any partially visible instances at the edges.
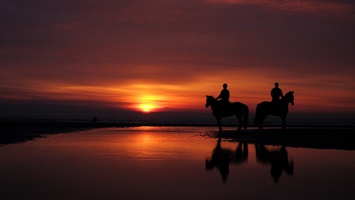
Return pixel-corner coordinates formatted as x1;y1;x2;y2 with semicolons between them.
255;144;294;183
205;138;248;183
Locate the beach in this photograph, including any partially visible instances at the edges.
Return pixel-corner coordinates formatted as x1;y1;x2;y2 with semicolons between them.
0;125;355;200
2;0;355;198
1;121;355;150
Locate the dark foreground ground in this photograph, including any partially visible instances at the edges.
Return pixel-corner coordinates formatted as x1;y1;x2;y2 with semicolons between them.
216;127;355;150
1;121;354;150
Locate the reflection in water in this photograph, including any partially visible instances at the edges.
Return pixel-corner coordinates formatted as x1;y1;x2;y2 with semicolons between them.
205;138;248;183
1;127;355;200
255;144;294;183
206;138;294;183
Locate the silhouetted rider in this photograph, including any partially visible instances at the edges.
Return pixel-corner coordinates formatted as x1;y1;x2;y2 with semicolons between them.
271;82;283;103
216;83;230;110
217;83;230;103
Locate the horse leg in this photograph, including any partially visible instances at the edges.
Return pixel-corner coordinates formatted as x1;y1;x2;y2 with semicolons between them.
217;118;223;132
259;114;268;130
236;115;242;132
259;118;263;130
281;116;286;130
255;114;262;130
254;108;263;130
254;114;260;130
243;109;249;129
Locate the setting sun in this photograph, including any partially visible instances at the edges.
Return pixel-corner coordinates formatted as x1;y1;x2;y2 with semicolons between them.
1;0;355;119
138;103;156;113
134;94;163;113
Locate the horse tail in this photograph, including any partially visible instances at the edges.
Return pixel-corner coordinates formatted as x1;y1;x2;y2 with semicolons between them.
243;105;249;129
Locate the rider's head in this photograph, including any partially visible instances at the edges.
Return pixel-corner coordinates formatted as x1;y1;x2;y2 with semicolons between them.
223;83;228;89
274;82;279;87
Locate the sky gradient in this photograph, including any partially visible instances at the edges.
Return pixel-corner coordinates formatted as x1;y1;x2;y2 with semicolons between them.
1;0;355;117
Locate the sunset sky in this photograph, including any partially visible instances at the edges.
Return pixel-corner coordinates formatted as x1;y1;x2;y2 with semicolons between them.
1;0;354;118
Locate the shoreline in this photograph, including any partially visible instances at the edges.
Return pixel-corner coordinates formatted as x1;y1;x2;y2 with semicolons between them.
1;121;354;150
216;128;355;150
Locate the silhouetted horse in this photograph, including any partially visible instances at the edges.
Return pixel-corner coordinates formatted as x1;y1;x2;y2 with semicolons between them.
254;91;294;130
205;95;249;132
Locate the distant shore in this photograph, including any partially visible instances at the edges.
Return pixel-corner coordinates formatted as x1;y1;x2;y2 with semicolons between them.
1;121;354;150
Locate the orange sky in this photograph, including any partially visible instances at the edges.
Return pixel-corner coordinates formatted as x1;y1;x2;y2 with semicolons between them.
0;0;354;117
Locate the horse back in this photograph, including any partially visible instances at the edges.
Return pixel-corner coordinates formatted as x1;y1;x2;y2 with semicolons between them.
256;101;272;113
257;101;271;108
257;101;287;116
232;102;248;110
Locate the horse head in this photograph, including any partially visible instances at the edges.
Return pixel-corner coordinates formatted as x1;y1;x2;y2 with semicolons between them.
284;91;294;105
205;95;216;108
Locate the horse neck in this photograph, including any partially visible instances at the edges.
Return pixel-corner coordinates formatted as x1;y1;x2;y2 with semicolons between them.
281;95;291;105
208;99;219;110
209;101;218;110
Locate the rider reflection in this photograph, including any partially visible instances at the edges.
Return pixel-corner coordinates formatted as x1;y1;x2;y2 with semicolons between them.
205;138;248;183
255;144;294;183
206;140;294;183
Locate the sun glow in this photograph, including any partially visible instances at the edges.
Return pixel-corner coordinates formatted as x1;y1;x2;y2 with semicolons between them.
134;94;163;113
138;103;156;113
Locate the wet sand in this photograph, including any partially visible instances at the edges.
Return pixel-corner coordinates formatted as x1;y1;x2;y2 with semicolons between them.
216;127;355;150
1;121;354;150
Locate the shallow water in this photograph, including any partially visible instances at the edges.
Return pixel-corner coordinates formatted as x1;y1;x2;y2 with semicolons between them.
1;126;355;200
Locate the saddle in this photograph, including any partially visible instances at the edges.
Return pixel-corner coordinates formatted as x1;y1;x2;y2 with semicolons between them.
271;100;281;113
218;101;232;112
